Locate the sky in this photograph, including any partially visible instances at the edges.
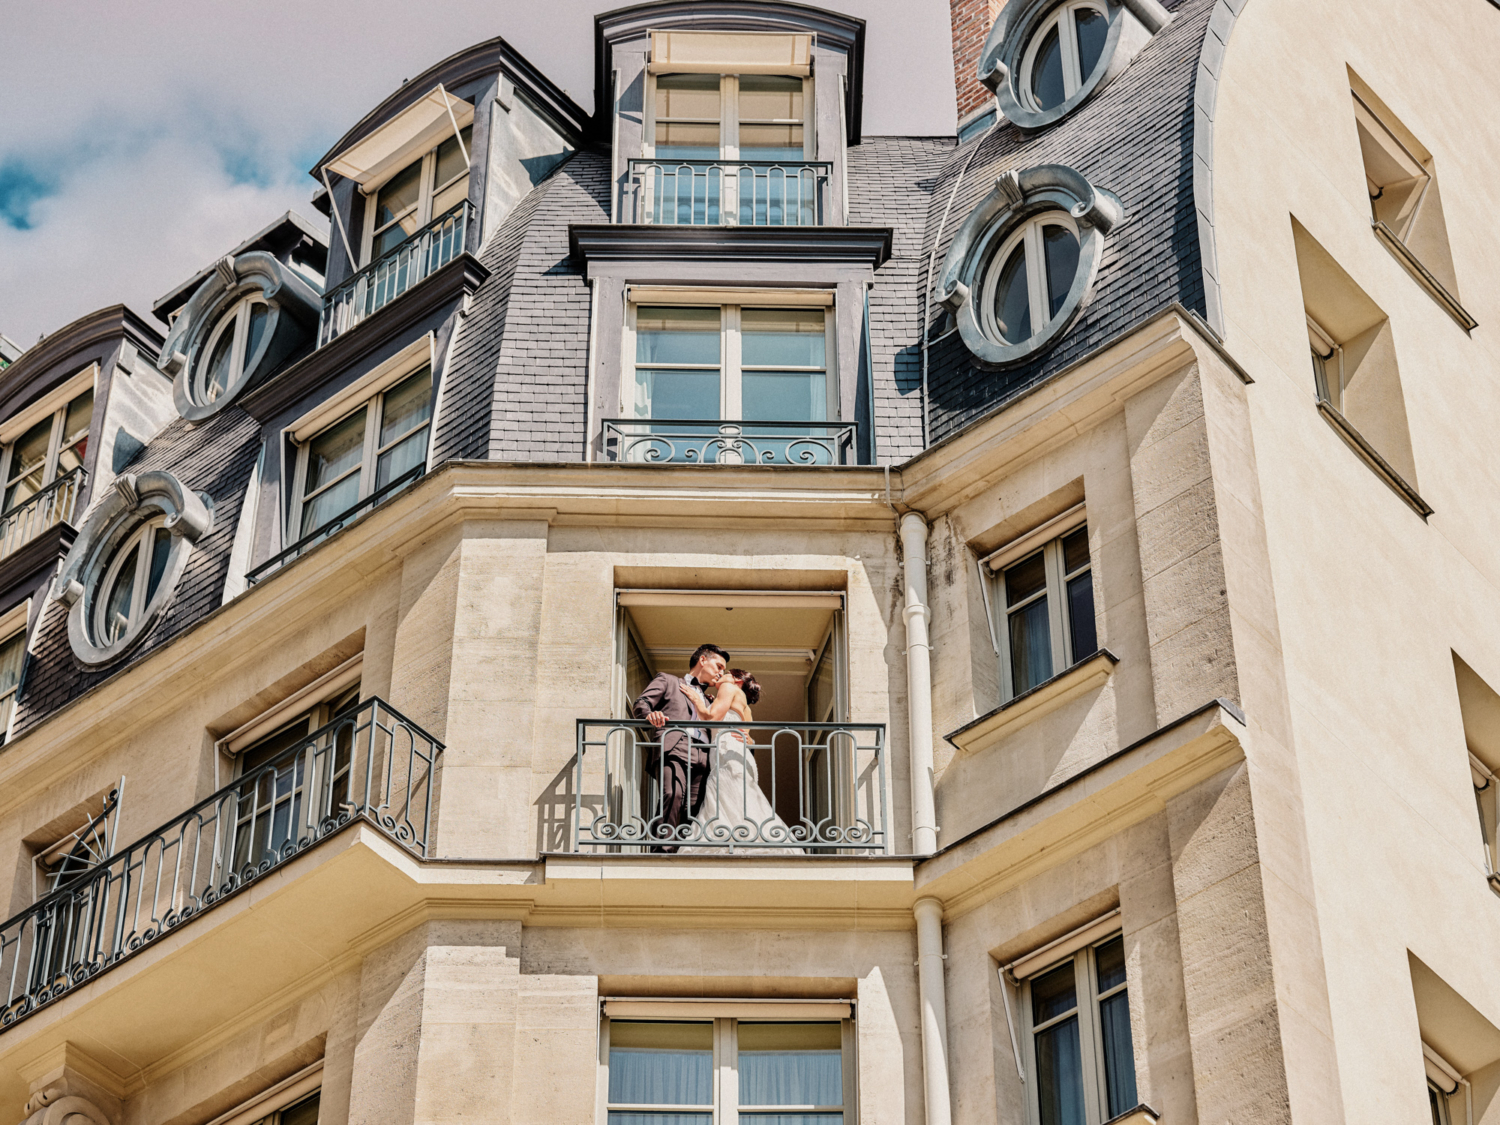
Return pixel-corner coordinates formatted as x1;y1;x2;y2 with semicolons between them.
0;0;957;350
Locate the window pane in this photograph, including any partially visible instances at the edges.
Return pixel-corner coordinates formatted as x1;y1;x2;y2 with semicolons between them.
305;408;368;494
7;416;52;502
742;309;825;367
1061;527;1089;574
144;527;172;605
1004;551;1048;607
1010;598;1053;694
1035;1016;1086;1125
1031;961;1079;1024
435;126;473;188
1067;572;1097;663
375;428;428;490
203;321;237;402
1430;1083;1452;1125
241;717;313;774
1074;7;1109;82
637;307;721;366
739;124;805;161
60;388;94;471
608;1115;712;1125
742;372;826;423
1042;225;1080;320
301;473;362;537
101;541;138;643
1030;24;1066;110
1098;991;1138;1117
738;1022;842;1107
431;177;470;221
0;631;25;698
1096;935;1127;993
374;159;423;230
609;1022;713;1106
993;242;1032;344
379;368;434;446
4;464;44;512
739;1117;842;1125
656;74;721;121
633;369;720;421
655;123;722;160
277;1091;321;1125
739;76;804;122
242;303;270;371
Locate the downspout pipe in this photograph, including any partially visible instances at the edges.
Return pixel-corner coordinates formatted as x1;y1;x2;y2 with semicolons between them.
915;896;954;1125
900;512;938;856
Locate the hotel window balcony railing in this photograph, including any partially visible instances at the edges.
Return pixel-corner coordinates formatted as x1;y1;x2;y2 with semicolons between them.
602;419;857;466
0;696;441;1032
625;160;831;226
318;200;473;347
0;467;86;561
246;464;424;586
571;719;888;854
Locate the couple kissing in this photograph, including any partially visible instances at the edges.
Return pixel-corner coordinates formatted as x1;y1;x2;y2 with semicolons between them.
631;642;801;854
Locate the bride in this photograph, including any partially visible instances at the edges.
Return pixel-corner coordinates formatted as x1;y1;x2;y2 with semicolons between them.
680;669;803;854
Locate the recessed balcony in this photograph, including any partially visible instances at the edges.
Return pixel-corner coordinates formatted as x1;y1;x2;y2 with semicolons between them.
318;200;473;347
0;696;441;1033
625;160;831;226
571;718;887;854
0;467;85;562
602;419;857;466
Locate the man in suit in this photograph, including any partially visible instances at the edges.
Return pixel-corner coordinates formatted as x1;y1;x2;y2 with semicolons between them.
632;642;729;851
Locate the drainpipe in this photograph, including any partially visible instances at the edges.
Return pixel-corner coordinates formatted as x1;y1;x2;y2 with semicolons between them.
914;896;953;1125
900;512;938;856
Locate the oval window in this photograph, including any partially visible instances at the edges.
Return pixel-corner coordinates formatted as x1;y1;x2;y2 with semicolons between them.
194;296;271;406
981;214;1082;347
1021;1;1111;113
93;518;173;646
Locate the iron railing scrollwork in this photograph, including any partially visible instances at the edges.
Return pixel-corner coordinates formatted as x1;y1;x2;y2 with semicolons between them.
602;420;856;466
626;160;831;227
0;467;86;560
319;200;473;346
246;464;425;586
572;718;887;853
0;697;441;1031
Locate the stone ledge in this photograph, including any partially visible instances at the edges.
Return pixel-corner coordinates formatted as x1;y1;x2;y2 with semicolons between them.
1104;1105;1160;1125
945;649;1119;756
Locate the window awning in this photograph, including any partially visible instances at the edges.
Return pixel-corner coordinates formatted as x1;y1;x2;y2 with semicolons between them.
627;285;834;308
649;30;813;75
323;86;475;187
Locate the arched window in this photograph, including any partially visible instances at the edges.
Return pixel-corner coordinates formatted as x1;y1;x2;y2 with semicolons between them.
94;517;173;646
981;213;1082;347
197;296;271;407
1021;2;1109;113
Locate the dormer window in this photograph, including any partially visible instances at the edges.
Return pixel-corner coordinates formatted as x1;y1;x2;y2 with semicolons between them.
198;296;270;406
366;126;472;262
1;384;92;514
653;74;809;162
1021;2;1109;114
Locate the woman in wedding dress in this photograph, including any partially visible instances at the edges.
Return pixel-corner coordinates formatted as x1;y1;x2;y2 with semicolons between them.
680;670;803;854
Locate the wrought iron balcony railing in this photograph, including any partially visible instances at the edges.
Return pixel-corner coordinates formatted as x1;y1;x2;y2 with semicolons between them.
246;464;424;586
602;420;857;466
626;160;831;226
571;719;887;853
0;467;85;561
319;201;473;346
0;697;441;1031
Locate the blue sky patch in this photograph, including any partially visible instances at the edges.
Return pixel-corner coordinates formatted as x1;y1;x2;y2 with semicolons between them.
0;162;58;230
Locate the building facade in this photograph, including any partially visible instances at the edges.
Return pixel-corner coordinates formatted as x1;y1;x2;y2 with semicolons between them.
0;1;1497;1123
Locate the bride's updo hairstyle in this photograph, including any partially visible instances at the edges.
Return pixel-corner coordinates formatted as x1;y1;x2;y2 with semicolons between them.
730;669;761;705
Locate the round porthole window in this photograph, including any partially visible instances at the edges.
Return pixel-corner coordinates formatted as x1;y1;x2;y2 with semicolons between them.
156;251;321;422
52;471;214;668
935;165;1123;368
978;0;1171;130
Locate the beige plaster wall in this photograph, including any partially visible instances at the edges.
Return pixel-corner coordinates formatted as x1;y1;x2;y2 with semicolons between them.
1212;0;1500;1119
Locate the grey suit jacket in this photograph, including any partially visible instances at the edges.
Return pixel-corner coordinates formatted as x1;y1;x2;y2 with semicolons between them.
632;672;709;768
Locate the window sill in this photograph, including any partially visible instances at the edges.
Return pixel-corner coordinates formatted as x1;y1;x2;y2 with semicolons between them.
1372;221;1477;332
945;648;1118;756
1315;397;1433;519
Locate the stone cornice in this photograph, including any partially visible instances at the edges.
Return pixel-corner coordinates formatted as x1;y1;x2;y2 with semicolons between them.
239;253;490;423
0;306;163;421
569;224;892;267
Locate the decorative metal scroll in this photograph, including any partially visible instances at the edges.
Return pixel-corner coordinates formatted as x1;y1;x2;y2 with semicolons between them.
0;697;442;1032
572;718;887;854
0;468;85;561
626;160;831;227
34;780;123;898
602;420;857;467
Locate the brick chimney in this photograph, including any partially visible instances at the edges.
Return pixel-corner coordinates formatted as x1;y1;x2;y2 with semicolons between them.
950;0;1003;122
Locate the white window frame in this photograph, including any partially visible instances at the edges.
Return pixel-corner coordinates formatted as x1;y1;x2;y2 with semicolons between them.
205;1061;322;1125
623;301;837;423
92;516;169;647
196;294;270;407
0;369;96;514
288;358;433;541
1472;753;1499;879
985;511;1096;702
598;1004;856;1124
980;212;1082;347
644;73;816;162
1019;1;1111;112
0;597;29;743
1307;313;1345;410
359;125;473;263
1019;934;1137;1125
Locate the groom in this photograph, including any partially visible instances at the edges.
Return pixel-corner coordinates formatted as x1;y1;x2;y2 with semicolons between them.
632;642;729;852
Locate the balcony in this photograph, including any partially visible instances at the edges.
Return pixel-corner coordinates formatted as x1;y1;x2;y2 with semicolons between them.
625;160;831;226
318;201;472;346
571;719;887;853
0;468;85;562
246;464;423;585
0;697;441;1031
603;420;857;466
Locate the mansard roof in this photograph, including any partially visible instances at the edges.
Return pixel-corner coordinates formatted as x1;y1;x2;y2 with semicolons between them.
151;211;328;322
0;305;163;423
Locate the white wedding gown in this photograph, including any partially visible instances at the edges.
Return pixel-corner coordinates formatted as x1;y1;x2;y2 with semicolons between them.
691;710;803;854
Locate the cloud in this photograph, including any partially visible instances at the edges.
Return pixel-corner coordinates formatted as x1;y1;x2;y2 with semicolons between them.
0;0;956;347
